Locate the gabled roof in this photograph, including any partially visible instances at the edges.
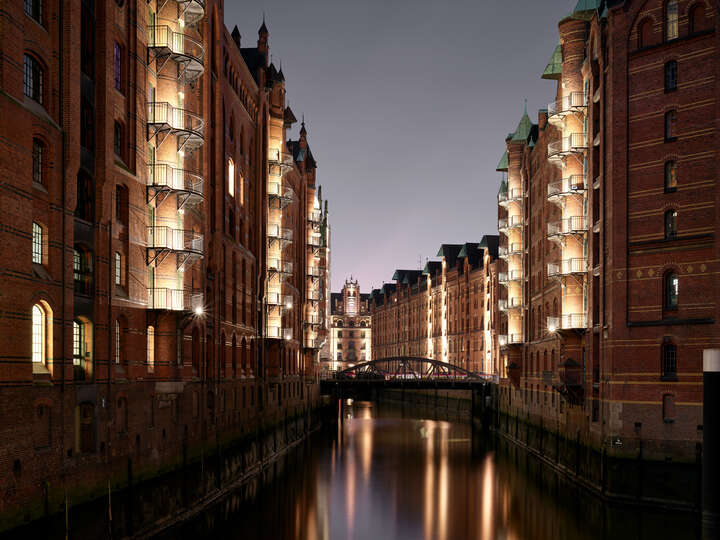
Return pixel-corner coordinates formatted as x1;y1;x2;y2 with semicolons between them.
436;244;463;268
511;109;533;142
392;269;423;284
498;179;508;195
423;260;442;276
458;242;483;269
542;41;563;80
496;151;509;172
480;235;500;259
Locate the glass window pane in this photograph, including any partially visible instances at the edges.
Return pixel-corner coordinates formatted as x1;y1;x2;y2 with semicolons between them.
666;1;679;40
32;304;43;363
32;222;43;263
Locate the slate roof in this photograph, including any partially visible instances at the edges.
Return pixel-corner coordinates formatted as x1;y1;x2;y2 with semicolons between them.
423;260;442;276
436;244;464;268
481;235;500;259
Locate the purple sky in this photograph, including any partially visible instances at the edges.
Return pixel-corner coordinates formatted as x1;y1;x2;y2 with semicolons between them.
225;0;574;293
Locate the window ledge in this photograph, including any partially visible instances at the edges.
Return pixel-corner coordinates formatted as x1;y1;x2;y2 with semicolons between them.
32;262;52;280
33;181;47;194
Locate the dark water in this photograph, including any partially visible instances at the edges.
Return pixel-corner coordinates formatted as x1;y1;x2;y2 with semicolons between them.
161;401;699;540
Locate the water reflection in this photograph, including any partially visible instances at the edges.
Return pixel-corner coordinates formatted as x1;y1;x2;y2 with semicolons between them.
160;401;699;540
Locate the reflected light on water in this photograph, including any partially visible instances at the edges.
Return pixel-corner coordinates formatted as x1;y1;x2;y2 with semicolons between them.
423;421;435;540
437;424;449;540
480;454;495;540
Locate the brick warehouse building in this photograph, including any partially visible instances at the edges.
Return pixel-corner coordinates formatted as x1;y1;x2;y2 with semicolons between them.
324;278;371;374
0;0;329;531
369;0;719;502
370;236;500;377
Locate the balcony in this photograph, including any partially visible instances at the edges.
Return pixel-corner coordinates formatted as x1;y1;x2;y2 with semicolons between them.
547;175;587;204
498;215;523;235
148;26;204;82
268;223;293;247
498;187;523;207
147;288;202;311
499;334;523;347
308;233;323;249
547;92;587;125
147;102;204;152
548;133;587;161
547;258;587;279
498;297;522;312
147;226;203;269
305;338;320;349
547;313;587;331
147;163;203;209
268;181;295;208
172;0;206;25
308;210;322;229
267;292;293;310
305;314;322;326
268;258;293;277
547;216;588;240
307;290;322;302
498;269;523;285
499;242;523;259
268;148;295;175
307;266;322;278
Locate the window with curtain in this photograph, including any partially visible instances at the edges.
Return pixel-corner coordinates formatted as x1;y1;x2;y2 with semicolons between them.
664;161;677;192
666;1;679;40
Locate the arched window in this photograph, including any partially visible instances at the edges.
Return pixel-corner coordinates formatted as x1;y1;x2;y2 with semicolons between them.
227;157;235;197
638;18;653;49
24;54;44;104
664;209;677;239
664;61;677;92
664;161;677;192
32;138;44;185
665;272;679;309
147;326;155;373
73;320;86;380
664;110;677;141
665;0;679;40
32;304;46;364
662;339;677;378
689;3;708;34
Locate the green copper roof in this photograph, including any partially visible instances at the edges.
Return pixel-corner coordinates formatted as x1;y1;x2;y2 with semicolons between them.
541;41;563;80
496;151;509;171
511;102;533;142
574;0;602;13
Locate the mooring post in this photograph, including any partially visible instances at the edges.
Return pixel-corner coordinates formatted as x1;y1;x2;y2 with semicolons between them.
703;349;720;539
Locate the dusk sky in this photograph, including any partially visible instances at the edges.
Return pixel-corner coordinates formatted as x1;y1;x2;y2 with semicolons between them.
225;0;574;292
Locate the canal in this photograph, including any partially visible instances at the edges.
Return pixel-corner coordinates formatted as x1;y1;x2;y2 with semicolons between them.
157;400;699;540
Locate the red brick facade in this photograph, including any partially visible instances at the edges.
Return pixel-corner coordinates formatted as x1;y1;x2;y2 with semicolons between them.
0;0;329;530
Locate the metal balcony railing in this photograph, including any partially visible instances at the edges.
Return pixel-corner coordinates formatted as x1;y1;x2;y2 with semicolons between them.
547;258;587;278
268;223;294;244
305;314;322;325
147;163;203;206
148;26;204;81
498;214;523;234
305;338;319;349
307;266;322;278
266;292;293;310
547;313;587;331
267;258;293;275
267;181;295;207
548;133;587;161
307;290;322;301
308;210;322;226
547;174;587;201
283;328;293;340
499;333;523;347
499;242;523;259
547;216;588;237
173;0;206;25
147;226;203;254
266;326;281;338
308;233;322;247
267;148;295;173
498;187;523;207
498;299;508;311
147;288;202;311
547;92;587;123
507;296;523;309
146;102;204;150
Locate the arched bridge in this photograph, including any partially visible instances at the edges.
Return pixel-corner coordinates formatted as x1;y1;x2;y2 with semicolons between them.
322;357;492;391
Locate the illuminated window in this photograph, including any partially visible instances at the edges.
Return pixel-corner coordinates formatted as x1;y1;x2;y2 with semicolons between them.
115;252;122;286
32;222;43;264
664;161;677;192
32;304;45;363
227;158;235;197
664;209;677;239
23;54;43;104
147;326;155;372
665;1;679;41
665;272;679;309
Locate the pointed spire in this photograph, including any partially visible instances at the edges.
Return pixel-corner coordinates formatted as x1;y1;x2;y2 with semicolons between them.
231;26;241;48
259;12;268;35
300;115;307;136
524;98;528;115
